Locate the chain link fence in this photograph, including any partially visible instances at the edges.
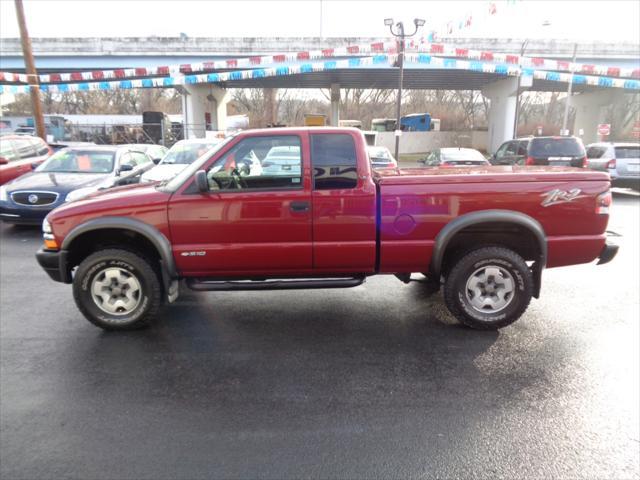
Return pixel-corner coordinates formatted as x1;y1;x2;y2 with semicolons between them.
62;122;216;146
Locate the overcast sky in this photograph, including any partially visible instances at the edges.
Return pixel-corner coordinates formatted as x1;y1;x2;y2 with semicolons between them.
0;0;639;42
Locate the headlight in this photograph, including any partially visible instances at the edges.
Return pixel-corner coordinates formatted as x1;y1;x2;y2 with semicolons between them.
42;218;58;250
65;186;98;203
0;186;7;202
42;218;52;234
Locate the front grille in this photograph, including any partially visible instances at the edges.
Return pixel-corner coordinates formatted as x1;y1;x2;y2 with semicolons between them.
11;191;59;206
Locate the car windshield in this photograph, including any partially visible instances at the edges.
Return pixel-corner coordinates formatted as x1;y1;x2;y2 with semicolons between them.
614;146;640;159
529;138;585;157
36;149;115;173
368;147;392;160
160;142;220;165
441;150;486;162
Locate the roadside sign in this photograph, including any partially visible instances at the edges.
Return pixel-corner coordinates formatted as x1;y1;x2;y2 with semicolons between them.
597;123;611;136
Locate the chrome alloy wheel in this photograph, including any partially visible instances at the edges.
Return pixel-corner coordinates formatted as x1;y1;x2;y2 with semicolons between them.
91;267;142;316
465;265;515;314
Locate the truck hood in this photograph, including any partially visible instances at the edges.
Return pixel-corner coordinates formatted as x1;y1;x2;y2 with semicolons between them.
47;182;171;223
375;165;611;185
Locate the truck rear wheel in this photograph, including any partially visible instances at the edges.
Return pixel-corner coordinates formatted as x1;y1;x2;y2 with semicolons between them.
443;246;533;330
72;248;162;330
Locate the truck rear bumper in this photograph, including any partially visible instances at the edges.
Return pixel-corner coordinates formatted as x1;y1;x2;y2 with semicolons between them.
35;248;71;283
597;242;619;265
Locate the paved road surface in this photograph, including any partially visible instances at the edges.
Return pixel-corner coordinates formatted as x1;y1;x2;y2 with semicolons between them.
1;191;638;479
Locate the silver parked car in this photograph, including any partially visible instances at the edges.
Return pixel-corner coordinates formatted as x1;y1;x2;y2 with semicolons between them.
586;142;640;190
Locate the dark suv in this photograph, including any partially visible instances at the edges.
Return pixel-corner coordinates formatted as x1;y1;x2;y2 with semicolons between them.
492;136;587;168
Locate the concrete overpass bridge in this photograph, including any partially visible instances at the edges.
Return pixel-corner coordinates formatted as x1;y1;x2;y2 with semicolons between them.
1;36;639;149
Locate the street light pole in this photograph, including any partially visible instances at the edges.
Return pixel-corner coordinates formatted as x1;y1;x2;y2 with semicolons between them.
14;0;46;141
561;43;578;135
393;23;405;162
385;18;424;162
512;39;528;139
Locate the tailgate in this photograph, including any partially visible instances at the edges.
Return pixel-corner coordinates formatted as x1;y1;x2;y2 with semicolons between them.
614;146;640;176
616;157;640;176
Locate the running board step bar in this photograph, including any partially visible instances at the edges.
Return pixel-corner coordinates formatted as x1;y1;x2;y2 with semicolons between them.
186;276;366;291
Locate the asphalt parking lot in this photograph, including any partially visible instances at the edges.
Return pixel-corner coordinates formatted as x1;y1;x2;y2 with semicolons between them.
1;191;639;479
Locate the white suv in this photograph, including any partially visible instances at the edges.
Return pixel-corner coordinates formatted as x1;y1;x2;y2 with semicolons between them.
586;142;640;190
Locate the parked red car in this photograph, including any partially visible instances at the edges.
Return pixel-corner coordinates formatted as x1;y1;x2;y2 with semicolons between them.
36;128;617;331
0;134;52;184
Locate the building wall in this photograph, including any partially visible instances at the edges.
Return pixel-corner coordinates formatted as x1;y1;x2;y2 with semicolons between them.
375;131;488;154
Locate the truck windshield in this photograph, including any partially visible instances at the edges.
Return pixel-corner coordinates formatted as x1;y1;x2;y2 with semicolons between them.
161;136;234;191
36;149;115;173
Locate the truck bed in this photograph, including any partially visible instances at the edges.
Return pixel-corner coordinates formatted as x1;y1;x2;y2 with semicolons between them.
375;166;611;272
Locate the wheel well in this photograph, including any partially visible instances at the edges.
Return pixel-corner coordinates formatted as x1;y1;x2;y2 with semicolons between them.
439;222;542;276
66;228;162;273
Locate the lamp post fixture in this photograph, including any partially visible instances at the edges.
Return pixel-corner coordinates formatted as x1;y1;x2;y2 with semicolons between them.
561;43;578;135
385;18;425;162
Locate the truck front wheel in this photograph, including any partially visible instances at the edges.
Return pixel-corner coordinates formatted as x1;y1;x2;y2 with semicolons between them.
72;249;162;330
443;246;533;330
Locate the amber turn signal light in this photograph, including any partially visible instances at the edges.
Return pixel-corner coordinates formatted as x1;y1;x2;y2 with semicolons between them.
44;238;59;250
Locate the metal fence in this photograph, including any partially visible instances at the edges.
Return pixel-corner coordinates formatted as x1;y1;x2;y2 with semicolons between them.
62;122;186;146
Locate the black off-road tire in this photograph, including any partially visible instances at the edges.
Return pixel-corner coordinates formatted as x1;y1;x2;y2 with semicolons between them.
443;246;533;330
72;249;162;331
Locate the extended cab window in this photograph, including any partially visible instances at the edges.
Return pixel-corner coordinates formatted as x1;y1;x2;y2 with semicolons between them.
311;134;358;189
206;135;302;191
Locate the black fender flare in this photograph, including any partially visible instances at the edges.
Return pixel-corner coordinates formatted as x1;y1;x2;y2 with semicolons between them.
61;216;177;287
429;210;547;297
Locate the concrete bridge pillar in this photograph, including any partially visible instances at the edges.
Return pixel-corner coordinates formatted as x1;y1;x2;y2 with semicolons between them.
572;90;623;145
181;84;229;139
481;77;519;153
330;83;340;126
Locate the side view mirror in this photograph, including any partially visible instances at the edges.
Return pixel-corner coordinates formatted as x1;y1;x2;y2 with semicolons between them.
195;170;209;193
31;162;39;170
0;157;8;165
116;163;134;176
152;157;161;165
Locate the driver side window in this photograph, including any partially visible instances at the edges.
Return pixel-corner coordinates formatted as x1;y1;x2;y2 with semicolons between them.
119;152;134;167
424;151;438;166
206;135;302;191
495;142;510;159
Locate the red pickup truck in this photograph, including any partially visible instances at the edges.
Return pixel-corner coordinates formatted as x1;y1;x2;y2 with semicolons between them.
36;127;618;331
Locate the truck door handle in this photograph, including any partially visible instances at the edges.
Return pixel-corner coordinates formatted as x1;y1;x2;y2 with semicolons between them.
290;201;310;212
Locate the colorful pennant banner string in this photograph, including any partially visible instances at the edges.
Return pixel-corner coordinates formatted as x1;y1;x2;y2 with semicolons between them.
2;36;637;87
1;54;638;95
